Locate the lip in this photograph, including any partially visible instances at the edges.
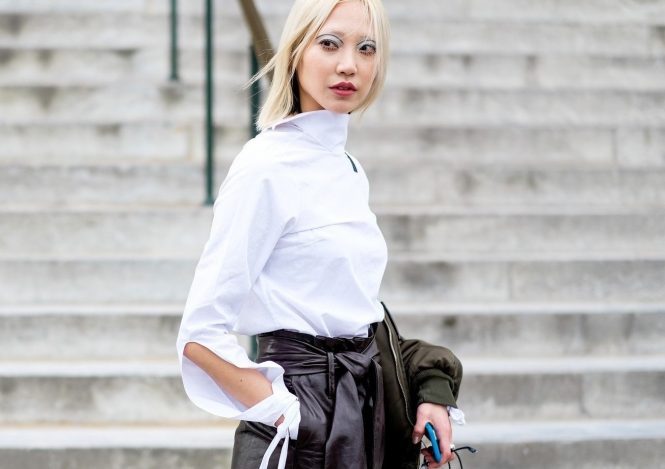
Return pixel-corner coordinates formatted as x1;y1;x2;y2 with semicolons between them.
329;82;357;97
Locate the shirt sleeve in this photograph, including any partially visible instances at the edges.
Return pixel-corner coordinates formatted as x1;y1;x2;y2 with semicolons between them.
176;146;300;426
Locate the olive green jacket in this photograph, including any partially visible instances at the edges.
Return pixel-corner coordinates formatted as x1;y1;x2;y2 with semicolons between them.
376;301;464;469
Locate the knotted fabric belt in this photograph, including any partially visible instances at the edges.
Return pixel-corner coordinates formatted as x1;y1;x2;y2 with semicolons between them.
257;326;385;469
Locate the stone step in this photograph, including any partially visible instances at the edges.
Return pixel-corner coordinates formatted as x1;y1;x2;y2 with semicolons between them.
3;46;665;92
0;162;205;206
0;307;184;361
0;361;216;425
2;84;665;126
2;0;665;26
0;83;240;124
3;121;664;169
0;1;152;14
0;46;151;85
1;256;665;304
0;13;175;49
4;122;664;169
0;121;196;161
453;420;665;469
1;12;663;57
366;162;665;207
0;46;253;87
2;420;664;469
4;162;665;208
381;53;665;91
0;121;257;163
2;208;665;257
392;305;665;359
362;88;665;128
380;211;665;253
380;256;665;303
1;357;663;423
2;303;663;361
0;426;235;469
457;356;665;421
349;125;665;169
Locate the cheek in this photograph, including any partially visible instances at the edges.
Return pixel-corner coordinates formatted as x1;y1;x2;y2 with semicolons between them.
361;63;378;91
361;58;378;81
297;50;315;84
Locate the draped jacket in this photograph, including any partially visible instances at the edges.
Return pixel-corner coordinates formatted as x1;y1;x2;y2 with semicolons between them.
377;302;464;469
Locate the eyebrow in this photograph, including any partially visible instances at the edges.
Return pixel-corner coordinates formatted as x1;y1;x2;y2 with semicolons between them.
316;31;376;43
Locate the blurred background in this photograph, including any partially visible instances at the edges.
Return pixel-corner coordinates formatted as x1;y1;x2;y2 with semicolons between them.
1;0;665;468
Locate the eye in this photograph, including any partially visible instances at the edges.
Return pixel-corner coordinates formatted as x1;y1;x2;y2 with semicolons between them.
358;41;377;56
320;39;338;50
318;36;341;51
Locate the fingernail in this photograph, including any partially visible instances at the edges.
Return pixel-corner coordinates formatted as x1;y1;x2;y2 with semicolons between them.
413;436;420;444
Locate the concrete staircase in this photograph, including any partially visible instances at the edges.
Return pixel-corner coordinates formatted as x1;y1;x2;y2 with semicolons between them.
1;0;665;468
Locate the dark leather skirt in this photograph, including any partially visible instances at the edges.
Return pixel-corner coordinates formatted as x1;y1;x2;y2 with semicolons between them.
231;325;385;469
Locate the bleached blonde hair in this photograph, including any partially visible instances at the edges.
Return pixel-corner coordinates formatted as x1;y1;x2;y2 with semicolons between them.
253;0;390;131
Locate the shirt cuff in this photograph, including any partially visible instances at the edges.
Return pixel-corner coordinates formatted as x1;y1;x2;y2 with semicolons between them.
240;386;300;436
447;406;466;426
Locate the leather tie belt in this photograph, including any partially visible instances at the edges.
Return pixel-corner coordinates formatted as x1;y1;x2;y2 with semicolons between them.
257;326;385;469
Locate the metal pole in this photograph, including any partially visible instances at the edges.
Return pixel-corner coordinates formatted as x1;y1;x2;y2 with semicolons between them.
248;46;262;361
238;0;274;72
250;45;261;139
204;0;215;206
169;0;179;81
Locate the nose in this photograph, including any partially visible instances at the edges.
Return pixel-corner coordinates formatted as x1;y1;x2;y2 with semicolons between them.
336;48;357;76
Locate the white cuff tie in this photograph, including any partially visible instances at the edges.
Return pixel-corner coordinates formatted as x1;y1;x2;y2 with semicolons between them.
259;397;301;469
447;406;466;426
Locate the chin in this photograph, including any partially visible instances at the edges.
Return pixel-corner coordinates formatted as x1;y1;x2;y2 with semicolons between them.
324;102;356;114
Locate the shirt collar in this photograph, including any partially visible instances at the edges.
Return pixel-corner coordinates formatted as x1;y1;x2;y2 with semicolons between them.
266;110;350;154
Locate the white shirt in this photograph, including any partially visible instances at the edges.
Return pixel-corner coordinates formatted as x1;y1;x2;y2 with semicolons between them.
176;110;388;442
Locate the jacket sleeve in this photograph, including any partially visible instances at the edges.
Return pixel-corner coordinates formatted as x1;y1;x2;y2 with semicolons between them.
399;337;463;409
176;145;300;426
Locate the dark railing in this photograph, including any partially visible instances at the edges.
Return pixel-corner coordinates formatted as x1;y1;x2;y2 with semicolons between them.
169;0;179;81
204;0;216;205
168;0;274;205
238;0;274;71
249;46;262;138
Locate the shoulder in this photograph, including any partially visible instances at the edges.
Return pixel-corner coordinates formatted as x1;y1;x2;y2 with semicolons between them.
236;127;306;170
221;132;307;199
229;135;291;178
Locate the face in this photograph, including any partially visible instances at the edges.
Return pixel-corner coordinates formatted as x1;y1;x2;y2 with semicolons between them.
296;1;378;114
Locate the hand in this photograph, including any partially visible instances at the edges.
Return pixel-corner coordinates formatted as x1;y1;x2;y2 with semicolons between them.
412;403;454;467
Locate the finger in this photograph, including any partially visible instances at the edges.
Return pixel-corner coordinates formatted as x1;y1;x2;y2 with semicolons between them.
420;446;438;465
412;416;428;445
433;419;453;462
420;444;447;468
425;454;444;469
438;440;452;463
428;422;449;462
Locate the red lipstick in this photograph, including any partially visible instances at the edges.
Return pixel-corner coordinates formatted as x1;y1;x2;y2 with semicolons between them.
330;82;357;97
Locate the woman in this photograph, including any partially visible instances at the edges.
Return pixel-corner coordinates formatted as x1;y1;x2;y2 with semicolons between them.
177;1;462;468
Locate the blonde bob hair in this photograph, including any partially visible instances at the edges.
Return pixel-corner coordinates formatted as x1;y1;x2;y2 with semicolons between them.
253;0;390;131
